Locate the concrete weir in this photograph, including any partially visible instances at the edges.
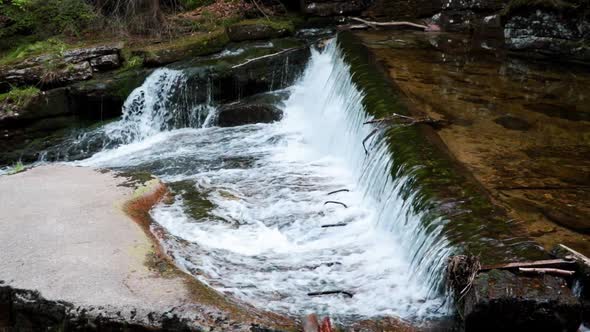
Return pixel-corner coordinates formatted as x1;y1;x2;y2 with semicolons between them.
0;165;295;331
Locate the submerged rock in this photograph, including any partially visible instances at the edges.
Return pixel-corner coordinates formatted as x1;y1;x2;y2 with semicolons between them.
463;269;582;332
215;103;283;127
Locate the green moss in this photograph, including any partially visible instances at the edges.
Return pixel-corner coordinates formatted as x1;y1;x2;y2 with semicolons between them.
0;38;72;65
141;29;230;65
233;18;296;34
7;160;25;175
337;32;546;264
169;180;215;221
0;86;40;108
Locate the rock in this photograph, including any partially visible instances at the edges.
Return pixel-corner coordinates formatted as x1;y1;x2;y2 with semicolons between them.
0;43;123;89
226;21;293;42
463;269;582;332
90;54;120;72
141;31;230;66
504;10;590;62
302;0;368;16
215;103;283;127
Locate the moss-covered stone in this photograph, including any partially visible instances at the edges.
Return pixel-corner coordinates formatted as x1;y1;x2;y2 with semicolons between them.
225;18;295;42
139;30;230;66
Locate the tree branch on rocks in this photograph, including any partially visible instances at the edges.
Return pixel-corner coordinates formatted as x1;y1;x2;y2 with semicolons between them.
349;17;441;32
519;267;575;277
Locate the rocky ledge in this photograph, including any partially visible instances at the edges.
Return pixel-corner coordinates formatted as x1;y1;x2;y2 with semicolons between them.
0;43;124;91
0;165;295;331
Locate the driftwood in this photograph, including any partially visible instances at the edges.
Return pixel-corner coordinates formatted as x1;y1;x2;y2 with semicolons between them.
480;259;576;272
327;189;350;195
308;290;354;298
324;201;348;208
519;267;576;277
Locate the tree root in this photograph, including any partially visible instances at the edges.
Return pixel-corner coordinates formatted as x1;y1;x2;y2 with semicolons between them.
327;189;350;195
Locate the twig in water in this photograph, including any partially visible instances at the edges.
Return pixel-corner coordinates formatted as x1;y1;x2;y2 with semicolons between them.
321;223;348;228
308;290;354;298
362;128;380;155
327;189;350;195
324;201;348;208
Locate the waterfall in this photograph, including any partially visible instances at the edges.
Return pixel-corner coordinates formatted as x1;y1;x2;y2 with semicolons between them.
282;40;452;298
104;68;214;144
66;39;454;322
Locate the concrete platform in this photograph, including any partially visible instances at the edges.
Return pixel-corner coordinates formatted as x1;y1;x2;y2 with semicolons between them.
0;165;294;331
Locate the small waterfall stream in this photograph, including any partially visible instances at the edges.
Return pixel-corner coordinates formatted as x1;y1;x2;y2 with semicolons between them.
65;40;452;322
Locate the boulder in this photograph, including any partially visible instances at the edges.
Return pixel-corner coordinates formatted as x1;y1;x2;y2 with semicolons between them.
463;269;582;332
226;21;293;42
215;103;283;127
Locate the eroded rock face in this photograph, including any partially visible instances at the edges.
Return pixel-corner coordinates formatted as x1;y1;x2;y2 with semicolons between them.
504;10;590;61
215;103;283;127
0;43;123;90
463;269;582;332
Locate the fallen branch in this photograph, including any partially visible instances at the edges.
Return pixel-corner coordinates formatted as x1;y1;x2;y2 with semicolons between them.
251;0;270;21
363;113;444;127
519;267;575;277
350;17;427;30
556;244;590;267
232;48;296;69
324;201;348;208
327;189;350;195
321;223;348;228
480;259;576;272
362;128;380;155
308;290;354;298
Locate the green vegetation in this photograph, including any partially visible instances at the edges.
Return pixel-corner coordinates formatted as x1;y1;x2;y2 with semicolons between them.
233;18;296;33
0;86;40;108
8;161;25;175
0;0;96;38
0;38;72;65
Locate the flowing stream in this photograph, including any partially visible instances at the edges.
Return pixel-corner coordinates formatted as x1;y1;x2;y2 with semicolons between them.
69;40;451;322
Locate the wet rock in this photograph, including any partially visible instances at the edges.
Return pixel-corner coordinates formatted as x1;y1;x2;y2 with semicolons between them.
504;10;590;62
302;0;368;16
215;103;283;127
141;31;229;66
493;115;532;131
90;54;121;71
463;269;582;332
226;21;293;42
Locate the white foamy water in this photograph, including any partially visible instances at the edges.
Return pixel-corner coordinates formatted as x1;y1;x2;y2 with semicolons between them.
77;40;451;322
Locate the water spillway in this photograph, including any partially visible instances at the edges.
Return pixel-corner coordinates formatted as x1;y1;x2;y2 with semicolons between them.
63;38;455;322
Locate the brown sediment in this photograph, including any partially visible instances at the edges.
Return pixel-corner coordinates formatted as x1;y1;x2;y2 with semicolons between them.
356;30;590;256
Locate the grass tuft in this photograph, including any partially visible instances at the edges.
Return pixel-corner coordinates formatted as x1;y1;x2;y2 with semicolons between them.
0;86;40;109
8;161;25;175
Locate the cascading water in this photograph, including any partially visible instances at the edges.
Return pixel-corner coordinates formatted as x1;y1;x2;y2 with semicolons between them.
72;39;452;322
